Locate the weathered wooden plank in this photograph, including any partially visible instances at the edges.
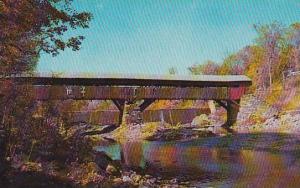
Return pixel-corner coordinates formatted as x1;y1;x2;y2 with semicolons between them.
34;86;49;100
139;99;156;111
49;86;66;100
229;87;246;100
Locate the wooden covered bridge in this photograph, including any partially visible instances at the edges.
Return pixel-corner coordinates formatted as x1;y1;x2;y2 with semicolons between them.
2;73;252;127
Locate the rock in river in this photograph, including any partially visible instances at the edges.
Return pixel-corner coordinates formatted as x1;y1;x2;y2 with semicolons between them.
191;114;211;127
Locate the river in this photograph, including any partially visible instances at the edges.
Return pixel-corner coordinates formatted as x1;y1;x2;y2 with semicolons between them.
96;133;300;187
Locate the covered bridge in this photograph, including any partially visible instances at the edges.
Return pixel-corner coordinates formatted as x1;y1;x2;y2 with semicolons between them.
1;73;252;127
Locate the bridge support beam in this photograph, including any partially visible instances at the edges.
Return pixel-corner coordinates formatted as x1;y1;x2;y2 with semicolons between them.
139;99;156;112
215;100;228;110
215;99;240;128
112;99;126;126
226;100;240;128
112;99;156;126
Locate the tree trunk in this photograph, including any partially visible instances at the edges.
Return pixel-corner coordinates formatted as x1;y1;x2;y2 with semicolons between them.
0;130;8;178
0;105;8;180
268;61;272;88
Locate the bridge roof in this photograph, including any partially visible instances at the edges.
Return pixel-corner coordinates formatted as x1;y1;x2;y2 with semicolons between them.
4;73;252;87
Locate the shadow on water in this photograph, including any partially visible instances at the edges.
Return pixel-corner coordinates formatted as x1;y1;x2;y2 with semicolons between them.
96;133;300;187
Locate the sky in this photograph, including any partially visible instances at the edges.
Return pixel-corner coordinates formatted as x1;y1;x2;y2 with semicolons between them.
37;0;300;75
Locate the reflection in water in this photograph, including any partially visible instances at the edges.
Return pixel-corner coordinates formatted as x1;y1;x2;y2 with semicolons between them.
121;142;145;168
96;133;300;187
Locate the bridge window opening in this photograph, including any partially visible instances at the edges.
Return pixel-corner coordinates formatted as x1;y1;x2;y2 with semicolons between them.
80;86;86;97
66;86;73;96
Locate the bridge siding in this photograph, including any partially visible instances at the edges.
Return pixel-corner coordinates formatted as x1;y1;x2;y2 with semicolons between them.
32;86;230;100
229;87;246;100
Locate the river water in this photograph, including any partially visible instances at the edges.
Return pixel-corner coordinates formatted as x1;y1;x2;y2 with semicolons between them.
96;133;300;187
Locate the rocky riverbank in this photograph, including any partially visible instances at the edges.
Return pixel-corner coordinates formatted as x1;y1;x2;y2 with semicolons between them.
102;113;228;142
103;170;193;188
2;151;194;188
234;112;300;134
234;94;300;134
85;150;204;187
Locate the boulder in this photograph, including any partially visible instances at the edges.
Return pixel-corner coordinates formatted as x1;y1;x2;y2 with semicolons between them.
191;114;211;127
106;164;118;175
122;175;132;183
20;162;42;172
131;174;142;183
112;178;123;186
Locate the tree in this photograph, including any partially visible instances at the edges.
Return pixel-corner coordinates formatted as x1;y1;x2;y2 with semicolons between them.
168;67;177;75
188;60;220;75
286;23;300;71
254;22;285;89
0;0;92;177
218;53;248;75
0;0;92;73
242;45;265;90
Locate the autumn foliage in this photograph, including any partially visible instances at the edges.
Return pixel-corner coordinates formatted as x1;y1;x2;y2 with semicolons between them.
0;0;92;73
188;22;300;92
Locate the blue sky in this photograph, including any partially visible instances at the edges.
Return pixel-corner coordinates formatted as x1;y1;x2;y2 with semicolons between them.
37;0;300;75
